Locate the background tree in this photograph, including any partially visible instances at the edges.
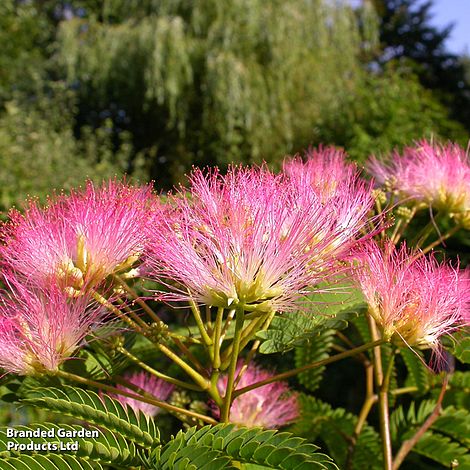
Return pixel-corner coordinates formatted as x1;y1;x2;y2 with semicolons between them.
371;0;470;131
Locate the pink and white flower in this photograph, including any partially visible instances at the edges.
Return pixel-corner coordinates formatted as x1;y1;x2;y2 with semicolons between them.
146;165;351;313
0;279;104;375
368;141;470;227
213;362;299;428
352;240;470;351
283;147;375;262
0;180;156;292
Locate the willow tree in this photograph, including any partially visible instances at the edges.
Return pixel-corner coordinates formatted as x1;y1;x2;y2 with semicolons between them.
57;0;377;186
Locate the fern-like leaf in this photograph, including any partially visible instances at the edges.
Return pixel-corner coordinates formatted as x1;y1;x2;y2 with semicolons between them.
409;431;470;469
21;385;159;449
290;394;382;470
0;453;102;470
153;424;337;469
0;423;144;467
257;287;364;354
294;329;335;392
399;347;430;395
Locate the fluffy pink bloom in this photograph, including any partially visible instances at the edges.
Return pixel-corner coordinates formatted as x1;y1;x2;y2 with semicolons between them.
110;371;174;416
0;180;155;292
146;166;350;312
283;147;375;262
368;141;470;227
353;240;470;351
0;279;104;375
213;363;299;428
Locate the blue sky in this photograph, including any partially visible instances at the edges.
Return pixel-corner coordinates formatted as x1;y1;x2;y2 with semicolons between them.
429;1;470;54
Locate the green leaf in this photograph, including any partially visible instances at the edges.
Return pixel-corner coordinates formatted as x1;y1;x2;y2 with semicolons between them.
294;329;336;392
258;287;365;353
289;395;381;469
0;423;144;466
410;431;470;469
431;406;470;448
0;454;102;470
443;328;470;364
399;348;430;395
21;385;159;449
154;424;337;469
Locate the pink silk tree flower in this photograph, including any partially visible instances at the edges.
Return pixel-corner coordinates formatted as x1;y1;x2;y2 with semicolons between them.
146;165;348;313
283;147;375;262
213;362;299;428
353;240;470;353
110;371;174;416
0;180;155;292
0;280;104;375
368;141;470;228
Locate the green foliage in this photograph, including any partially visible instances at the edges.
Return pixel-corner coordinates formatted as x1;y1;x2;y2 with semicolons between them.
294;329;336;392
0;423;142;467
443;328;470;364
290;394;382;470
391;401;470;468
0;85;145;211
0;1;50;102
257;287;365;353
153;424;338;469
56;0;378;185
442;371;470;410
390;400;436;441
399;348;430;395
0;454;102;470
21;385;159;449
319;69;468;163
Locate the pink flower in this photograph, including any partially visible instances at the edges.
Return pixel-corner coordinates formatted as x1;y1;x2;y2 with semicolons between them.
283;147;375;262
353;240;470;351
0;180;155;292
213;363;299;428
110;371;174;416
283;146;360;200
0;279;104;375
368;141;470;227
146;166;347;312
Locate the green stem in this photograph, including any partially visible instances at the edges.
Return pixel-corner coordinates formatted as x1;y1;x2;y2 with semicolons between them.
419;224;461;256
172;337;207;376
116;346;203;391
220;314;265;370
378;351;396;470
188;297;213;348
391;205;418;245
212;307;225;369
411;211;443;248
234;339;386;397
54;369;217;425
235;311;275;387
220;307;245;423
115;298;149;330
91;290;142;331
113;274;164;325
220;308;236;341
157;343;210;391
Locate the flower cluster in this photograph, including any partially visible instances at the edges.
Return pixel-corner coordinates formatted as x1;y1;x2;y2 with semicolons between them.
1;180;155;293
0;180;155;375
0;277;104;375
369;140;470;227
212;363;299;429
283;147;375;262
146;163;373;313
352;240;470;352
